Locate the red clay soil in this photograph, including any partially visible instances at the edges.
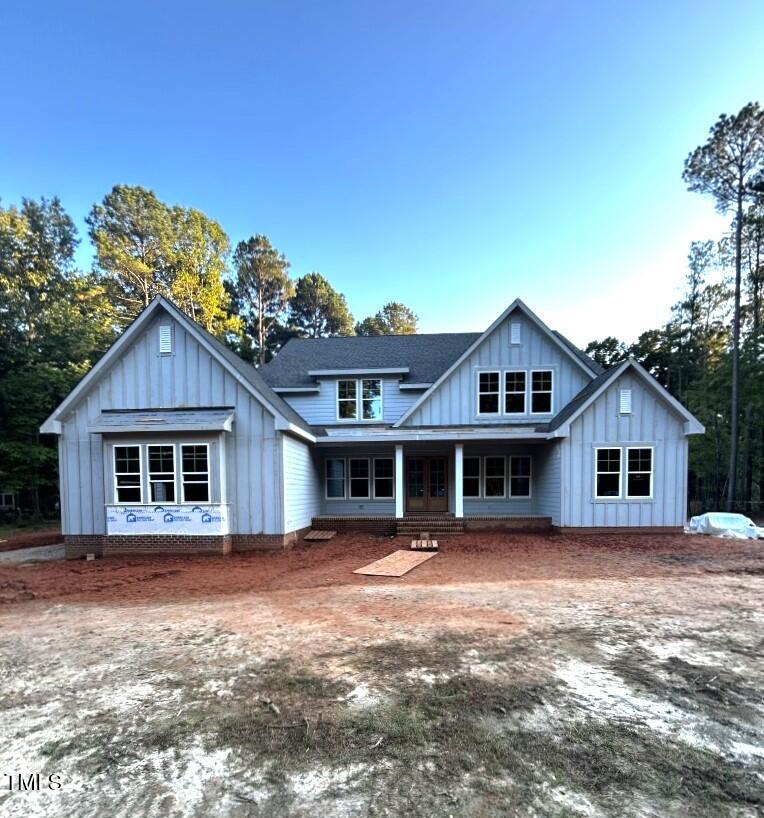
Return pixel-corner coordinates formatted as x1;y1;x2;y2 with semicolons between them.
0;528;62;553
1;530;762;608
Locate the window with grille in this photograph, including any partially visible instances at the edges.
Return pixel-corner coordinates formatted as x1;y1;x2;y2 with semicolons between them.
478;372;500;414
114;445;142;503
181;444;209;502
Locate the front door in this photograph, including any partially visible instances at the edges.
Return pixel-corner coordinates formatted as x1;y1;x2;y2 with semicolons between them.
406;457;449;512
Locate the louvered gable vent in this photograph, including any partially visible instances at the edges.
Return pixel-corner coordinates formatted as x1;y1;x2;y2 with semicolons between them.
159;324;173;354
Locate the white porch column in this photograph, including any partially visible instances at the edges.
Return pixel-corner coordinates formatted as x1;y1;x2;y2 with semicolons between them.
395;444;404;518
454;443;464;519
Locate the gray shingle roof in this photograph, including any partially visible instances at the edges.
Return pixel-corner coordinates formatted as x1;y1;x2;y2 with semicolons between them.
159;299;315;435
547;367;615;431
552;330;604;375
259;333;482;388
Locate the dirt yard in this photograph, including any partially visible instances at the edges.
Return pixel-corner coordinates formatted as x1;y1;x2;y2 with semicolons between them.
1;531;763;817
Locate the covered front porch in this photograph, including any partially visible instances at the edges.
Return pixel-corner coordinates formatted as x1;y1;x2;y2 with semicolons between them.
313;436;560;533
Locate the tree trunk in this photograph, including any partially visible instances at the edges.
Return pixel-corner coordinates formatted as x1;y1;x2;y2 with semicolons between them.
258;291;266;367
743;405;753;508
726;192;743;510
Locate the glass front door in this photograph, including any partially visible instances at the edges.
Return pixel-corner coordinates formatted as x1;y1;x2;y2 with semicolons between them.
406;457;448;512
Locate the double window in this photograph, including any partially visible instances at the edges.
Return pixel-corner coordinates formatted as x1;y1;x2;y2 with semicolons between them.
337;379;383;421
477;369;553;416
594;447;653;499
325;457;394;499
112;443;211;504
462;455;531;498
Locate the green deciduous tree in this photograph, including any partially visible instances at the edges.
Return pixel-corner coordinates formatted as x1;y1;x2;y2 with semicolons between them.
0;197;116;511
355;301;418;335
584;337;627;369
288;272;354;338
87;185;237;335
683;102;764;508
230;235;294;365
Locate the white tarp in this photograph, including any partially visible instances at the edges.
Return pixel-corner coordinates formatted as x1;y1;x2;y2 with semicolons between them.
106;504;230;536
687;512;764;540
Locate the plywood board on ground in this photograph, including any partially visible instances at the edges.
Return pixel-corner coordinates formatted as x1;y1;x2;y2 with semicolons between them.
353;549;437;577
303;530;336;541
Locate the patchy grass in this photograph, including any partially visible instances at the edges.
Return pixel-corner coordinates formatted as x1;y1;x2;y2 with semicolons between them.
35;642;764;817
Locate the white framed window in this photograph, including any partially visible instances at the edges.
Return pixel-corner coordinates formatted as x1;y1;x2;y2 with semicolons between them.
148;444;176;502
349;458;370;498
509;456;531;497
0;493;15;508
478;371;500;415
114;445;142;504
463;457;481;498
181;444;210;502
484;456;506;497
361;379;383;420
626;447;653;498
619;389;632;414
594;448;622;499
373;458;394;498
504;371;526;414
337;380;358;420
530;370;553;414
325;458;346;499
510;322;521;345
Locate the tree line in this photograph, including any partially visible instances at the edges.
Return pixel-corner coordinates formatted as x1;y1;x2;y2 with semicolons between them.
1;102;762;516
586;102;764;514
0;186;417;510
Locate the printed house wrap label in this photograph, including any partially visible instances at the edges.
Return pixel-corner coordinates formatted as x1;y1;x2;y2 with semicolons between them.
105;505;229;535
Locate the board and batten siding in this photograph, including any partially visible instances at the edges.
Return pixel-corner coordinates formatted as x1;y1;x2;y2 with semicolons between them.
281;435;321;532
58;312;284;536
282;379;420;425
560;372;688;527
403;312;591;426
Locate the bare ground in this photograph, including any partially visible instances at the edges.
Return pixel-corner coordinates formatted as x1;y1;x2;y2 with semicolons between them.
0;531;763;817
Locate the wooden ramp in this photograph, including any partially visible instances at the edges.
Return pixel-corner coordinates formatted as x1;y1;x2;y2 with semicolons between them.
303;530;336;541
354;549;437;577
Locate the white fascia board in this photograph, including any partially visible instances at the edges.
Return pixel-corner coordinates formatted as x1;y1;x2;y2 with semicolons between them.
40;297;166;434
275;419;317;443
314;429;548;444
273;386;321;393
158;298;310;434
308;367;410;376
398;383;432;390
392;298;597;428
551;359;705;438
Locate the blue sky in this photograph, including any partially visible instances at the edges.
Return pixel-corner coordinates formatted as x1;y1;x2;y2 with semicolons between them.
2;1;762;344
